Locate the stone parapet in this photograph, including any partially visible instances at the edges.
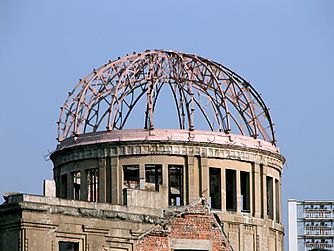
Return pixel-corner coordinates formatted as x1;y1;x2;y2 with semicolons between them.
0;194;163;224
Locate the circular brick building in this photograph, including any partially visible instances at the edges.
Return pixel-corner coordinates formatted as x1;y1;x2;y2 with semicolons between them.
50;50;285;251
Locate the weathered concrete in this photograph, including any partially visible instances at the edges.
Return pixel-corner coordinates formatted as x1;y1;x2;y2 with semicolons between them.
0;129;285;251
43;179;56;197
0;194;163;251
0;195;232;251
49;130;284;251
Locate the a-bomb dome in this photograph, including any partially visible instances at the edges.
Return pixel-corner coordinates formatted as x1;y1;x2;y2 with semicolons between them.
58;50;275;144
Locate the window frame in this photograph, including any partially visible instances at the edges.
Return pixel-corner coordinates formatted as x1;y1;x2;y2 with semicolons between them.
168;165;184;206
145;164;162;191
123;165;140;189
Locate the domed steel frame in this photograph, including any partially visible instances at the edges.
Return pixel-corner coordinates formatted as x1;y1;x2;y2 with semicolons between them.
58;50;275;144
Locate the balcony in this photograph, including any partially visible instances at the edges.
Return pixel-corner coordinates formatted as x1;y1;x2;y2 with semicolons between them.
305;242;334;250
302;209;333;219
304;226;334;236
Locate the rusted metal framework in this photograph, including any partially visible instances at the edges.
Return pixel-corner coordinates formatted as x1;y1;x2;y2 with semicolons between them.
58;50;275;144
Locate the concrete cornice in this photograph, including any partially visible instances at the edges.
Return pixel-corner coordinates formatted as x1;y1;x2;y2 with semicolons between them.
51;135;285;170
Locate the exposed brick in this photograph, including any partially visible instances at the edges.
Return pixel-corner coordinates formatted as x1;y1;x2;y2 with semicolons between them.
136;200;231;251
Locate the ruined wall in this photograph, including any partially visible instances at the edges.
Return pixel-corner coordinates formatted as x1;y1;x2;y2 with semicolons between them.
51;138;284;251
0;194;162;251
136;203;230;251
0;195;232;251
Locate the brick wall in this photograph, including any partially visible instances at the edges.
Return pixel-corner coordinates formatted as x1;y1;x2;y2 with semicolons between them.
136;201;231;251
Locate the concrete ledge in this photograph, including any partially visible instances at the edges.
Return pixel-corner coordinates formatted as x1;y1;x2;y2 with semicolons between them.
0;193;163;223
57;129;280;153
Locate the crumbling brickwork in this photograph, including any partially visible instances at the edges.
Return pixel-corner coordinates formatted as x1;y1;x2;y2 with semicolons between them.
136;201;231;251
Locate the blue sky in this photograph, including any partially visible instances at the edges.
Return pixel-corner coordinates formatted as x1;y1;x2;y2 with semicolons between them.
1;0;333;249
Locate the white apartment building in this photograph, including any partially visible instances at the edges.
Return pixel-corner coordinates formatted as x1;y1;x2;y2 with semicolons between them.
289;199;334;251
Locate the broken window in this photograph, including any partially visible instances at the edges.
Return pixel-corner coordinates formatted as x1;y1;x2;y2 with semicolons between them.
73;171;80;200
59;241;79;251
240;171;250;212
209;167;221;210
61;174;67;199
266;176;274;219
275;179;280;222
169;165;183;206
87;169;99;202
123;165;140;189
145;164;162;191
226;169;236;211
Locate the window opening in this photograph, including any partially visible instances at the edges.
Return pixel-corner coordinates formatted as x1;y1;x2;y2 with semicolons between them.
61;174;67;199
240;171;250;212
145;164;162;191
73;171;80;200
59;241;79;251
226;169;236;211
266;176;274;219
123;188;127;206
260;164;264;218
123;165;140;189
169;165;183;206
209;167;221;210
275;179;280;222
87;169;99;202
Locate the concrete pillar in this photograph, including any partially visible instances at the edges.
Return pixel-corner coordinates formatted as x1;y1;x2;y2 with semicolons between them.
139;163;145;189
249;167;253;216
187;156;196;202
200;157;209;198
111;156;120;204
252;163;262;218
80;169;87;201
279;178;282;223
162;162;169;208
98;158;107;202
239;224;243;251
221;167;226;211
119;160;124;204
261;165;267;219
275;230;279;251
162;163;168;189
43;180;56;197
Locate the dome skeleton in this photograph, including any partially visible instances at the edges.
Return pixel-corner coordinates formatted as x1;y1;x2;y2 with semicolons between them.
58;50;275;144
